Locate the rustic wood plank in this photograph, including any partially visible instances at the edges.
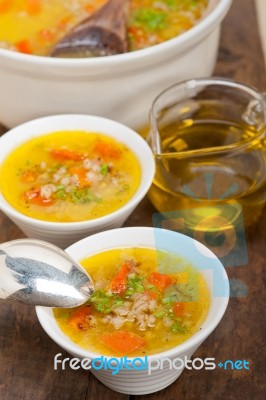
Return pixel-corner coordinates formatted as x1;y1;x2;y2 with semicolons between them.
215;0;266;89
0;300;90;400
132;0;266;399
0;124;6;136
85;374;130;400
0;0;265;399
132;216;266;400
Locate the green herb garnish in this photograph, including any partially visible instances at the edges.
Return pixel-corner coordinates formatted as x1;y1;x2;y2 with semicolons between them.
155;310;165;319
171;320;187;334
116;184;129;196
56;185;67;200
126;276;145;296
89;290;123;314
100;164;109;176
70;187;101;204
132;9;167;30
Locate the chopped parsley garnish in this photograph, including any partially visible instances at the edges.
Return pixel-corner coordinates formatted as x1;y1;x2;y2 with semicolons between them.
89;290;124;314
132;9;167;31
70;188;100;204
100;164;109;176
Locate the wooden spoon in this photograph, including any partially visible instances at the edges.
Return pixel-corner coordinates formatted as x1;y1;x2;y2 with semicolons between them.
52;0;129;58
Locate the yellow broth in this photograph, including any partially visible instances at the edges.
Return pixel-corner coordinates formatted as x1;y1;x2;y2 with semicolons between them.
0;0;208;56
0;131;141;222
149;117;266;228
54;248;210;356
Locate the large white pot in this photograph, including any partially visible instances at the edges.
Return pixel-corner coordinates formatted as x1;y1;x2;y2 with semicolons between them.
0;0;232;129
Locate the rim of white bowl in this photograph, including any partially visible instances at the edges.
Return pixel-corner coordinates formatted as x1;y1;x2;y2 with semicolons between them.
0;0;232;68
36;227;230;363
0;114;155;229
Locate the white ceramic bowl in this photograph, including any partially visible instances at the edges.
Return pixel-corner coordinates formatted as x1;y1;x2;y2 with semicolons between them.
36;227;229;395
0;115;155;248
0;0;232;129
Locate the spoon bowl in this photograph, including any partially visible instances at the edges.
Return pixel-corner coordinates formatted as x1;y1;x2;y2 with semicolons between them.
0;239;94;307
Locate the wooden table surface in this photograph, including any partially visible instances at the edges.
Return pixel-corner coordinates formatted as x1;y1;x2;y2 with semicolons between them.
0;0;265;399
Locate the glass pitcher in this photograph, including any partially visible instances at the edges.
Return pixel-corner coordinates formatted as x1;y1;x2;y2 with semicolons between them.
149;78;266;232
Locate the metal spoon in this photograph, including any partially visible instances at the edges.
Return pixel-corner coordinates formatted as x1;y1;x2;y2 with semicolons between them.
0;239;94;308
52;0;129;58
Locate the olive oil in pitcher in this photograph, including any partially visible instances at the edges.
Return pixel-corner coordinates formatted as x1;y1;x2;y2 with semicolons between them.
149;117;266;228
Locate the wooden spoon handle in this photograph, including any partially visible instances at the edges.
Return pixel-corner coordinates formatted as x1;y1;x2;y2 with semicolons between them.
75;0;129;32
53;0;129;56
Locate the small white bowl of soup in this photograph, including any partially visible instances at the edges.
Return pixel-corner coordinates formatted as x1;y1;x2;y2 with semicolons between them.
0;115;155;248
36;227;229;395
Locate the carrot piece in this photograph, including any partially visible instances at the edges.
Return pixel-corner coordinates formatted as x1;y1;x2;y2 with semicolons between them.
128;26;147;47
69;167;91;187
100;331;145;354
84;4;95;13
50;149;85;161
68;305;92;330
38;28;55;42
146;291;158;300
94;141;121;159
109;262;131;295
32;195;55;206
15;39;32;54
148;272;174;292
182;20;193;30
25;189;55;207
57;14;72;29
172;302;185;317
25;188;39;199
20;170;37;183
0;0;12;13
26;0;41;15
